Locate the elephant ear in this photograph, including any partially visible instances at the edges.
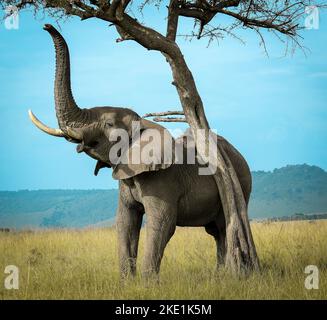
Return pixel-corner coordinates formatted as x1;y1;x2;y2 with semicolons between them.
112;118;174;180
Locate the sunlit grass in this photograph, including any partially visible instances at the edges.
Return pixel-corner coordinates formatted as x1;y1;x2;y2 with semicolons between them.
0;220;326;299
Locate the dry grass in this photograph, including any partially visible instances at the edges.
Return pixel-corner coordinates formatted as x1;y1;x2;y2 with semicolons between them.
0;220;326;300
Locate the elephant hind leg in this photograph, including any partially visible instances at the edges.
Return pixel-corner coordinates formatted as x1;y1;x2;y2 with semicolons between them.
204;210;226;267
204;221;220;268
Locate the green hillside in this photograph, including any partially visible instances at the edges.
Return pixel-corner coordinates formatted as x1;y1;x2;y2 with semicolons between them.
0;164;326;228
249;164;327;218
0;190;118;229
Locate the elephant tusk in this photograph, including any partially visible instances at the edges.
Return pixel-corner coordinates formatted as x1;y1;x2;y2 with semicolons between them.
28;109;83;141
28;109;66;137
65;127;83;141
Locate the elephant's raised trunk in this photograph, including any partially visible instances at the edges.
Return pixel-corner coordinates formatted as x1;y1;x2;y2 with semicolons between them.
44;24;86;132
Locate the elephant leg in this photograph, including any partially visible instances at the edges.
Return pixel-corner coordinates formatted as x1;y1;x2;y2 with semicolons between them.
142;202;177;279
204;221;220;268
116;198;143;279
205;210;226;267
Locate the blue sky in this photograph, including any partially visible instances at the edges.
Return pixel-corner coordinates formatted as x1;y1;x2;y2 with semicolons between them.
0;6;326;190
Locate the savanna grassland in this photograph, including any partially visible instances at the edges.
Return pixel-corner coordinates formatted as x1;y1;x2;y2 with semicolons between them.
0;220;326;300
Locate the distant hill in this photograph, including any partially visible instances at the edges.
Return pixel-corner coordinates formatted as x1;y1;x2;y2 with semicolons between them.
0;164;326;229
0;190;118;229
249;164;327;218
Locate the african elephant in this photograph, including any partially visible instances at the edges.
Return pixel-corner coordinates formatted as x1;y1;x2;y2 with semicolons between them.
29;24;252;278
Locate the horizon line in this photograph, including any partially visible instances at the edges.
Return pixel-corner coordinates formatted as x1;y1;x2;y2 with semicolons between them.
0;163;325;192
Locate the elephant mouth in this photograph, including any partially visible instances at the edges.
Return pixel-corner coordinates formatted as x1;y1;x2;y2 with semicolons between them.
75;143;112;176
94;160;111;176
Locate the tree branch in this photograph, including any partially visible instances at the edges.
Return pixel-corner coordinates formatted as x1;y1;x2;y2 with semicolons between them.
218;8;297;36
152;117;187;122
166;0;179;41
176;0;326;41
143;111;184;118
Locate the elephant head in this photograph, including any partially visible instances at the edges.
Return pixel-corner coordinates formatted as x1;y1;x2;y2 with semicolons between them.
29;24;174;179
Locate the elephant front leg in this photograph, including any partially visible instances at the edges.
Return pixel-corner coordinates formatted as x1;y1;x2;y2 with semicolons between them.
142;203;177;279
116;200;143;279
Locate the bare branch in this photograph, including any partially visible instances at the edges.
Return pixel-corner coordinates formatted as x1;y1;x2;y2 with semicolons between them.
166;0;179;41
4;1;326;54
143;111;184;118
152;117;187;122
218;8;297;36
107;0;126;20
174;0;327;52
144;110;186;122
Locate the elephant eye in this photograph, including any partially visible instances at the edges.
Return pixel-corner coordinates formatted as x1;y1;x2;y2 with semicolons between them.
105;121;114;128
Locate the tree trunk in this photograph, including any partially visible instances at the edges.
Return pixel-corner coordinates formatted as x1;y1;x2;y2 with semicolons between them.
164;50;260;274
106;11;259;275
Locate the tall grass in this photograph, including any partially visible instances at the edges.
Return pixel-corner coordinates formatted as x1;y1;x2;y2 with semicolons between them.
0;221;326;299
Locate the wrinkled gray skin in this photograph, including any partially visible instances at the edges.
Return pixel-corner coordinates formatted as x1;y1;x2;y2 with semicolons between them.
34;25;252;278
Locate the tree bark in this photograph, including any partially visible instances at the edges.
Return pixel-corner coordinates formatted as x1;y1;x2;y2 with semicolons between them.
163;49;260;274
